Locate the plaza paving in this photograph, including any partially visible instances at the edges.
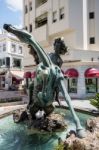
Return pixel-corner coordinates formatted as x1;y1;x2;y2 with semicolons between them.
0;90;98;118
0;100;97;119
57;99;97;111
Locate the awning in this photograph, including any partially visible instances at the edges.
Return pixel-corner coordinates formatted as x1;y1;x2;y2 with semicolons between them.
85;68;99;78
10;71;24;80
24;72;31;78
31;72;36;78
65;68;79;78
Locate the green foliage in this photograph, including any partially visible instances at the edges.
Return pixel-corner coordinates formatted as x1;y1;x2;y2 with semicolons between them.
90;93;99;109
54;143;72;150
54;144;64;150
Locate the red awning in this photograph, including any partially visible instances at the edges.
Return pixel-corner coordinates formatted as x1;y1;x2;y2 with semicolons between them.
24;72;31;78
65;68;79;78
85;68;99;78
31;72;36;78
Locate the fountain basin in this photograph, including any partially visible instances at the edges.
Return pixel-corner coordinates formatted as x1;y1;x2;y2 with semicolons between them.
0;108;93;150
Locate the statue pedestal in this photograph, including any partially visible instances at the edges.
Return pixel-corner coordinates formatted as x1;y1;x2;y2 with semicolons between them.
13;109;67;134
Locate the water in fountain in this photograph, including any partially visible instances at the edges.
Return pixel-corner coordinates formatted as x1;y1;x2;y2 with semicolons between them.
0;108;92;150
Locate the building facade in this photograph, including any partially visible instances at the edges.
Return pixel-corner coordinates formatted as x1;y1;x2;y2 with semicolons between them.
0;32;24;89
23;0;99;98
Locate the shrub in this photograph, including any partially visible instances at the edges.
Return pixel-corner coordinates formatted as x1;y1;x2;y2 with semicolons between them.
90;93;99;110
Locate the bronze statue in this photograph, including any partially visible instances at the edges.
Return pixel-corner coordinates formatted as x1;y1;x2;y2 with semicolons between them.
3;24;86;138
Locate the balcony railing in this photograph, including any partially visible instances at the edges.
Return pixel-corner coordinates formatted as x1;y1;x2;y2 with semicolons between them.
36;0;47;8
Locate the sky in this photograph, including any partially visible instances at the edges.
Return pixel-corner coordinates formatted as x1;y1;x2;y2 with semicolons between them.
0;0;23;32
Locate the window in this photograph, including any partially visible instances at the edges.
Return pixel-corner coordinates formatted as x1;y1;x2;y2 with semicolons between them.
1;77;5;88
59;7;64;20
35;16;47;28
52;11;57;23
68;78;77;93
0;58;6;66
25;5;28;14
29;2;32;11
2;58;5;65
3;44;6;51
89;12;95;19
12;44;16;52
89;37;95;44
29;24;32;32
25;26;28;31
13;58;21;68
85;78;97;93
91;57;94;61
19;46;22;54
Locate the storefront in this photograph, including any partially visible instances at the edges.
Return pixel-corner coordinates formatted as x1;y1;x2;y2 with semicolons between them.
24;62;99;99
85;68;99;94
62;62;99;99
64;68;78;94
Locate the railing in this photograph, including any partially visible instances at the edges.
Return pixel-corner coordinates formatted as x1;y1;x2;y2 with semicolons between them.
36;0;47;8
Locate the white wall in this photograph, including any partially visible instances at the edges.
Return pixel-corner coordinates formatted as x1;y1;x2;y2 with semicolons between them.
61;49;99;62
23;44;35;67
69;0;84;49
95;0;99;50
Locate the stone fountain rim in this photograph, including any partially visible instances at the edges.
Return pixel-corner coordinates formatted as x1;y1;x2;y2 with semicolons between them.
55;105;99;117
0;104;98;119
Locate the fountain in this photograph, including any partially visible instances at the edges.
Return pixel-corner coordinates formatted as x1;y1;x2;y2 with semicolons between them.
1;24;98;150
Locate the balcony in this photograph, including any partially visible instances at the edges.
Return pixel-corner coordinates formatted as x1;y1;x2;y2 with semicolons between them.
36;1;48;18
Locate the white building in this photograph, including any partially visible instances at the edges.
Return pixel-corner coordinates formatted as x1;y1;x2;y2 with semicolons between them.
23;0;99;98
0;32;24;89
